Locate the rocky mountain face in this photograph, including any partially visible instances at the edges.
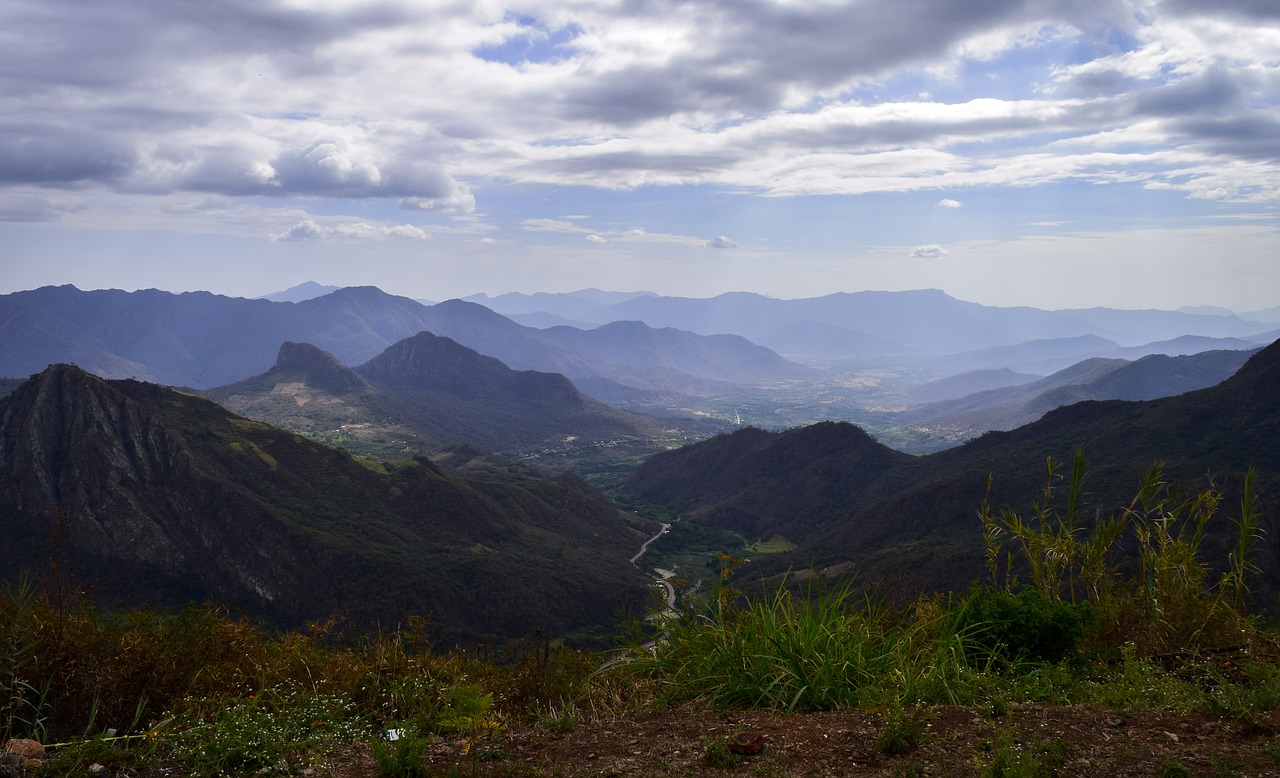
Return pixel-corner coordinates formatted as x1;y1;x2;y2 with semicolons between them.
0;365;653;644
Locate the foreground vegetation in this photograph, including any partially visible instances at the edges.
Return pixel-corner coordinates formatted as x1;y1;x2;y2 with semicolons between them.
3;458;1276;776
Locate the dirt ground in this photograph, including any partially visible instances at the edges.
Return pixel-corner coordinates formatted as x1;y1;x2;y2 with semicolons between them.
326;703;1280;777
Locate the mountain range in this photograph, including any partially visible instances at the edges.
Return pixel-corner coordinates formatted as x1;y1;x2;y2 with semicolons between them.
895;348;1259;449
468;288;1279;359
3;283;1274;461
625;337;1280;603
0;364;654;644
0;285;809;398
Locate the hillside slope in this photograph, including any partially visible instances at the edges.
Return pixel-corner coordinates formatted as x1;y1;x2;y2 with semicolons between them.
0;365;653;643
627;338;1280;599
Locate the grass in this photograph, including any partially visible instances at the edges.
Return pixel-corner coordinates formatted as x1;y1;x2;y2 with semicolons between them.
746;534;798;554
4;458;1275;775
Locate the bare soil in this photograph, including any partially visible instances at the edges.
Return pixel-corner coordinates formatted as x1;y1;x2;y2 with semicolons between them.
327;703;1280;777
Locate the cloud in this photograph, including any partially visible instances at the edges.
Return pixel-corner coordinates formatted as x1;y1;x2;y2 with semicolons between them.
271;218;431;242
707;235;739;248
518;218;709;247
0;196;64;222
910;244;949;259
4;0;1280;256
938;198;963;208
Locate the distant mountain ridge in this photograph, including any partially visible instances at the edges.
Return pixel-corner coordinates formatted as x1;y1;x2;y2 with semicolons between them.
257;281;343;302
0;285;809;397
563;290;1273;358
0;364;652;643
898;348;1259;445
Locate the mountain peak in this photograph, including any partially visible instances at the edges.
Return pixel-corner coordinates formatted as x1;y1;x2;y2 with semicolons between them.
272;342;369;394
358;331;509;386
256;281;342;303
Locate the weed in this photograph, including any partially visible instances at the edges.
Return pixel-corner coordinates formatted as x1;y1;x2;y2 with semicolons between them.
703;734;741;768
165;681;367;776
981;727;1069;778
0;577;51;741
878;708;928;756
1160;760;1190;777
371;729;431;778
1264;735;1280;762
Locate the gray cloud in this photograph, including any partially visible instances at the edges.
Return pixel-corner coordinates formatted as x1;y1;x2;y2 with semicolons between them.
561;0;1041;124
0;125;136;184
1163;0;1280;20
1;0;1278;214
0;195;62;222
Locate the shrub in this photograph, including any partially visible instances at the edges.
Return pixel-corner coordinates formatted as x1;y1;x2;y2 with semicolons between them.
950;584;1093;664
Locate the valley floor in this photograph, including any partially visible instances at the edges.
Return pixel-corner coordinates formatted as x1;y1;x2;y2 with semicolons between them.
305;702;1279;776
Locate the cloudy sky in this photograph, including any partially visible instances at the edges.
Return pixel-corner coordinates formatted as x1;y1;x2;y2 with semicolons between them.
2;0;1278;310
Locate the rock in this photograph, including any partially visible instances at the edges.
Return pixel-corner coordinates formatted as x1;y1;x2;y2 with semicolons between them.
727;731;768;755
2;739;44;759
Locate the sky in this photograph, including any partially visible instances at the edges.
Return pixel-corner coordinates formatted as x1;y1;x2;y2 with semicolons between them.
2;0;1279;312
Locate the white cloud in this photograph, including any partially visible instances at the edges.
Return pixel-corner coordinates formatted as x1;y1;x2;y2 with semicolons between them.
518;217;709;246
938;198;963;208
271;218;431;242
910;244;949;259
707;235;739;248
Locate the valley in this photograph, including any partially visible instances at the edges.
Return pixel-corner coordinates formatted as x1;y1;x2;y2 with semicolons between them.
1;281;1278;638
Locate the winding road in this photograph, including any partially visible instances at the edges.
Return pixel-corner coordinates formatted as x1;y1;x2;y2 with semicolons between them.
631;522;676;611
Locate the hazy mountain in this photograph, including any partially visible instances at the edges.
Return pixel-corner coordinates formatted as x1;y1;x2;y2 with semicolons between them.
539;320;816;386
900;349;1258;441
507;311;597;329
257;281;342;302
0;285;451;387
462;289;656;319
908;368;1042;404
1179;305;1237;317
0;286;810;399
0;364;652;644
626;337;1280;600
412;300;813;397
1241;306;1280;324
933;335;1123;375
580;290;1273;357
1060;306;1276;344
1107;335;1264;359
752;320;915;359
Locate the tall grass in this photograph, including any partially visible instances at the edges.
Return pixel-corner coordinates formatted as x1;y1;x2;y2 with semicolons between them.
980;456;1262;656
616;570;995;711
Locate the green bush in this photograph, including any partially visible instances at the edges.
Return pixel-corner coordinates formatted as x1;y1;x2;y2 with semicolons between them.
950;584;1093;664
